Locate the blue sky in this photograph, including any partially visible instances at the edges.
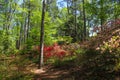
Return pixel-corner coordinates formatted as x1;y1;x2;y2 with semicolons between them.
57;0;67;8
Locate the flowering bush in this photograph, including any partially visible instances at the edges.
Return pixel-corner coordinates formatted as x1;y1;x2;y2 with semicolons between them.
43;43;67;62
96;36;120;53
81;35;120;79
33;43;80;65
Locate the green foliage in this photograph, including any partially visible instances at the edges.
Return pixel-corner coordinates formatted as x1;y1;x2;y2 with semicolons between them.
100;36;120;53
75;49;116;79
75;41;120;79
27;11;57;47
57;36;73;44
0;54;34;80
53;57;76;68
99;36;120;72
114;48;120;71
0;30;17;54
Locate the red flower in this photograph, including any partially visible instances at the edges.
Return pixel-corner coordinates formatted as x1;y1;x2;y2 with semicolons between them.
43;43;67;61
46;52;52;58
56;50;66;58
59;51;65;56
44;46;53;52
47;47;53;51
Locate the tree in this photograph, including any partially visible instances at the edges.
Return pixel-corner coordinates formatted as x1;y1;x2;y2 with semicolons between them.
38;0;46;69
83;0;86;40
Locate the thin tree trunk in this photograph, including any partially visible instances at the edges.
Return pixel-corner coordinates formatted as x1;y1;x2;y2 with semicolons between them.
24;18;27;43
100;0;103;31
83;0;86;40
23;0;27;44
74;0;77;41
27;0;31;38
16;21;20;49
38;0;46;69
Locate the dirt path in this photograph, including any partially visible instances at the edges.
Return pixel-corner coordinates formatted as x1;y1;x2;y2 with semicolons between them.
25;63;81;80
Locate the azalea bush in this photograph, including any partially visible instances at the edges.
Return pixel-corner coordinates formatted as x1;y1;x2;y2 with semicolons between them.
99;36;120;53
75;35;120;79
43;43;67;63
99;35;120;72
30;43;79;66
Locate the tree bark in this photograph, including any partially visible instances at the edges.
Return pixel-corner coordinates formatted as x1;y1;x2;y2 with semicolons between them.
100;0;103;31
38;0;46;69
27;0;31;38
83;0;86;40
74;0;77;41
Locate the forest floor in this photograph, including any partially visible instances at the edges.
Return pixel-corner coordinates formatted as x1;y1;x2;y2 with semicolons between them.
1;54;119;80
0;54;81;80
17;55;81;80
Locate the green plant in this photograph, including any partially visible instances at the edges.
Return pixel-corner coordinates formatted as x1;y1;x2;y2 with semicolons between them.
57;36;73;45
79;49;116;79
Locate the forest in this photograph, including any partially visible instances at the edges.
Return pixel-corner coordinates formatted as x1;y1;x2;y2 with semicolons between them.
0;0;120;80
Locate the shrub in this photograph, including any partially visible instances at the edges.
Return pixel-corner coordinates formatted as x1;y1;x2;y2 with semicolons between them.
76;36;120;80
43;43;67;63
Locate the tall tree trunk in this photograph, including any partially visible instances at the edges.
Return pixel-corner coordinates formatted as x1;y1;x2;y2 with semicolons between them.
83;0;86;40
23;18;27;43
38;0;46;69
23;0;27;44
16;21;20;49
27;0;31;38
18;22;23;49
74;0;77;41
100;0;103;31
